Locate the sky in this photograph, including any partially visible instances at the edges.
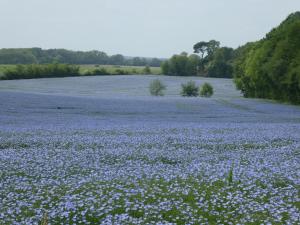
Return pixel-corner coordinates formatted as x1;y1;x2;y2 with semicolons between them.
0;0;300;58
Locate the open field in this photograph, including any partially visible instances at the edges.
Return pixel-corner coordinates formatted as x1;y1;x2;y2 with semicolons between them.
0;76;300;224
0;75;237;98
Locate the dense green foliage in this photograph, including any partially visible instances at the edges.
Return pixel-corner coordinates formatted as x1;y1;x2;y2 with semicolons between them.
207;47;234;78
149;79;166;96
83;66;156;76
161;53;200;76
2;64;79;80
193;40;235;78
181;81;199;97
0;48;164;67
84;68;112;76
233;12;300;103
200;82;214;97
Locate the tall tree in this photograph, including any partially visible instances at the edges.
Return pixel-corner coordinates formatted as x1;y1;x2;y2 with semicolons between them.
193;40;220;75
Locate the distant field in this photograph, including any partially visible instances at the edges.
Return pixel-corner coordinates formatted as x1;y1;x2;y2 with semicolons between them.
0;64;162;78
0;75;238;98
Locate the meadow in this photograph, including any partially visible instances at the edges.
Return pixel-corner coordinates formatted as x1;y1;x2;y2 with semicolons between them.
0;75;300;224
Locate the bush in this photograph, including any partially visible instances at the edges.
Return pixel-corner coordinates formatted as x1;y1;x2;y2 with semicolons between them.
181;81;199;97
149;79;166;96
200;82;214;97
83;71;93;76
93;68;109;75
143;66;152;74
114;69;129;75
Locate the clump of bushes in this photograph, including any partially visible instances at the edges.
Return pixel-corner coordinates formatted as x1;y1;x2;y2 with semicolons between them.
181;81;199;97
181;81;214;97
149;79;166;96
200;82;214;97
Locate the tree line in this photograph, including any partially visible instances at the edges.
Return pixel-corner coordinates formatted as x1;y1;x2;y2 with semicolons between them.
0;48;164;67
161;40;234;78
2;64;80;80
233;12;300;104
1;64;156;80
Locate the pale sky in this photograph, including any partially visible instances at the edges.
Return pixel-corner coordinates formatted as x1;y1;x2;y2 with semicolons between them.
0;0;299;58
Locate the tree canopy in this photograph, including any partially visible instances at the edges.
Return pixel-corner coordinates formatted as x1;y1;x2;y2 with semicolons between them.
0;48;164;67
193;40;220;59
207;47;234;78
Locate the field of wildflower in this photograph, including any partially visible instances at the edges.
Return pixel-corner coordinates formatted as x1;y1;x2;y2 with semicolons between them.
0;75;300;224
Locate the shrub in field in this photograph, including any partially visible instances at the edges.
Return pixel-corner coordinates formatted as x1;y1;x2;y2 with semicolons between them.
83;71;93;76
181;81;199;97
92;68;109;75
114;69;129;75
200;82;214;97
149;79;166;96
143;66;152;74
